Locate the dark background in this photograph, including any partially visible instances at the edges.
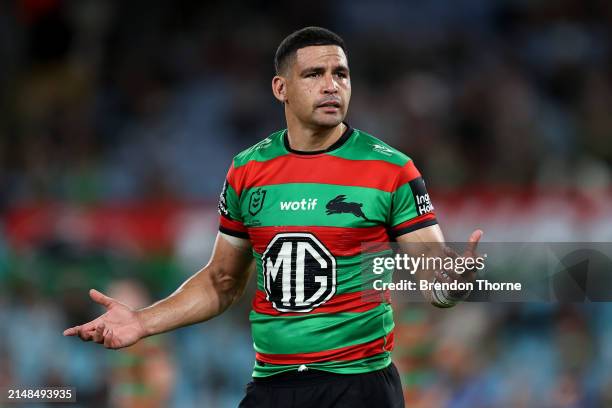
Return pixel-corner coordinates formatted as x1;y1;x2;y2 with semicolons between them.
1;0;611;406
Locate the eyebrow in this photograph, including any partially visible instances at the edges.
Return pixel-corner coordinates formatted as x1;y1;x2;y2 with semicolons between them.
299;65;350;76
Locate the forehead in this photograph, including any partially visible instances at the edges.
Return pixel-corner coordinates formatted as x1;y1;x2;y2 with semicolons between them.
293;45;348;69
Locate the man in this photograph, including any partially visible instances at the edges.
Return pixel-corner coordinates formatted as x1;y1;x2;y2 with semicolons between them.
64;27;482;407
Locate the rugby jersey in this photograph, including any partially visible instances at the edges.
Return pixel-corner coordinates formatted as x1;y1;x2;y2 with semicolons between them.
218;125;437;377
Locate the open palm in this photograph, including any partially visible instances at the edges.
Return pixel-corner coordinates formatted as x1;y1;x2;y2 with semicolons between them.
63;289;147;349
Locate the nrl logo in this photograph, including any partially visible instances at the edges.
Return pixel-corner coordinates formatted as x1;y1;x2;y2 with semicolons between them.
371;143;393;156
326;195;370;221
249;188;267;216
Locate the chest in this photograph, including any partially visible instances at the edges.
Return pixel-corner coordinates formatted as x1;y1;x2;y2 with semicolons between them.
239;183;390;229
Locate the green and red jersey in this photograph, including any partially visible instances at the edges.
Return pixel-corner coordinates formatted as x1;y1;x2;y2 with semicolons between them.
218;125;437;377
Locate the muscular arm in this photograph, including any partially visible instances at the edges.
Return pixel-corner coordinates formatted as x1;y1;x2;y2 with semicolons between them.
64;232;254;348
139;232;254;336
396;224;482;308
396;224;445;306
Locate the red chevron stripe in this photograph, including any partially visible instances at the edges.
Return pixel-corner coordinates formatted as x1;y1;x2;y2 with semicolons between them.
230;155;407;195
249;225;391;256
252;290;390;316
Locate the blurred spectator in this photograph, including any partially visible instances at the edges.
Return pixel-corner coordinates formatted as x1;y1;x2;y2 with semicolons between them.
1;0;611;407
107;279;176;408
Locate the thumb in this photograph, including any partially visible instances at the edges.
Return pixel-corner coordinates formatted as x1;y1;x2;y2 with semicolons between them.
465;229;483;256
89;289;115;308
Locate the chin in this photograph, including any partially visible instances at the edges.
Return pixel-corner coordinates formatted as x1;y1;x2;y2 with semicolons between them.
311;114;344;128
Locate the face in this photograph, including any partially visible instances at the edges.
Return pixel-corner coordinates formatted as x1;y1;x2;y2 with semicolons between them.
273;45;351;129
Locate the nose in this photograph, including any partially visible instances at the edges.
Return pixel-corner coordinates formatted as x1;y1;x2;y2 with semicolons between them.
322;73;338;94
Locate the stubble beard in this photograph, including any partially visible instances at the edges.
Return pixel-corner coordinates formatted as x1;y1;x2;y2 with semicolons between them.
309;108;346;130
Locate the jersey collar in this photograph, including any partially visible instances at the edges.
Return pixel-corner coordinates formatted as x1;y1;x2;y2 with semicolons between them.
283;122;354;155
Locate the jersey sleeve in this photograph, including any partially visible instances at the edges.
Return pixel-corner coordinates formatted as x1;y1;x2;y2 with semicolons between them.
388;160;438;238
218;163;249;239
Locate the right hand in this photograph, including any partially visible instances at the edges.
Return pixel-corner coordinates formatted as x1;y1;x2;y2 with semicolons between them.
63;289;148;349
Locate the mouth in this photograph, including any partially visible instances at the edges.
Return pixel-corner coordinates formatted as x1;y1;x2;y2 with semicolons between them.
316;100;342;112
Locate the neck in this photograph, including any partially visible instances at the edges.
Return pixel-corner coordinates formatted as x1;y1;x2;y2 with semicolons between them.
285;115;346;152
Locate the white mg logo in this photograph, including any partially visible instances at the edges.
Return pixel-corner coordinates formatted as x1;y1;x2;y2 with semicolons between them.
263;233;336;312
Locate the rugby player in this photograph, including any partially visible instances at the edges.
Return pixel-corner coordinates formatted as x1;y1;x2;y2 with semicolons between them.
64;27;482;408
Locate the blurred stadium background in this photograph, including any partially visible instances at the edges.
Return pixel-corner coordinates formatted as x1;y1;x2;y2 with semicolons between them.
1;0;612;406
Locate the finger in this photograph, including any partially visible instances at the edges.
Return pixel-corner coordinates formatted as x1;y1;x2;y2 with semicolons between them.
442;246;462;277
77;326;94;341
89;289;115;308
104;329;114;349
443;245;459;258
435;269;452;282
93;324;106;343
63;327;78;336
65;315;104;338
66;323;94;337
78;324;98;339
464;229;483;257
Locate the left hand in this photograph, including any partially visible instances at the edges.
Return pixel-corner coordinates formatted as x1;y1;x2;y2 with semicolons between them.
435;229;483;299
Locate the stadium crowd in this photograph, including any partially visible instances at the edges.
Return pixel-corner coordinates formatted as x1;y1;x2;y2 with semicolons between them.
1;0;611;406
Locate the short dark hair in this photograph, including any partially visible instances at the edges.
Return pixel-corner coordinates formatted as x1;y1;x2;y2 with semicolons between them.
274;27;347;75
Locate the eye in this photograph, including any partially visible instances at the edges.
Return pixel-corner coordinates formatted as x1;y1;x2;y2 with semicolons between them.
335;72;347;78
306;72;319;78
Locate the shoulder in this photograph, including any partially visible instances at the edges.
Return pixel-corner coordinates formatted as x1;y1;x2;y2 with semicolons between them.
232;129;287;169
344;128;412;167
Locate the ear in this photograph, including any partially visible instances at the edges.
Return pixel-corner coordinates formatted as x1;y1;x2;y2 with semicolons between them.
272;75;287;103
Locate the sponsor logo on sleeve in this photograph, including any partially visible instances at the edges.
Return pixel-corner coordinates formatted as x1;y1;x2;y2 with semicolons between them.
409;177;434;215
